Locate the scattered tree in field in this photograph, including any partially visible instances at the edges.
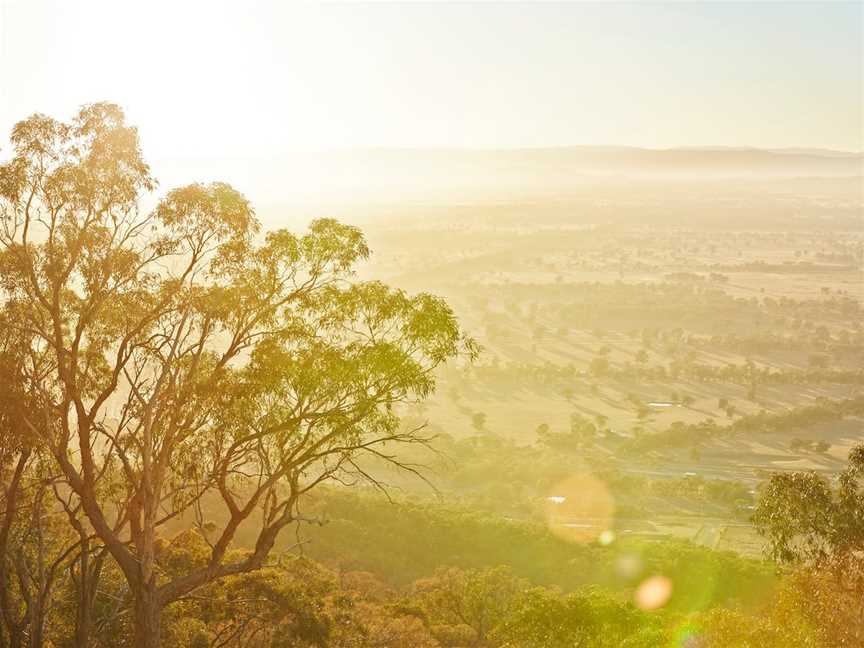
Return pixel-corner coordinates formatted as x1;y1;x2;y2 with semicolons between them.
589;356;610;377
472;412;488;431
808;353;830;369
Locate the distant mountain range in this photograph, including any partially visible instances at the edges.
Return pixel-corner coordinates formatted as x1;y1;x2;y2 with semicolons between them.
315;145;863;176
159;145;863;208
655;146;860;157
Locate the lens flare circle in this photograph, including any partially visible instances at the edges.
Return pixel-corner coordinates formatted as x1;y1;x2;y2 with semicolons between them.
544;473;616;544
634;575;673;611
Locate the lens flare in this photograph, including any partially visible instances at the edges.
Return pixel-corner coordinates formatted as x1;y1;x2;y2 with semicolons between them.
544;473;616;543
670;621;702;647
634;575;673;610
616;554;643;580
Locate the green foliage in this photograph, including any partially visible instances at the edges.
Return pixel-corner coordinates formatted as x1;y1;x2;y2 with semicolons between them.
158;544;443;648
412;566;525;645
299;489;775;612
690;606;825;648
534;413;597;451
750;444;864;645
493;587;649;648
753;443;864;565
623;396;864;453
1;100;858;647
0;102;474;646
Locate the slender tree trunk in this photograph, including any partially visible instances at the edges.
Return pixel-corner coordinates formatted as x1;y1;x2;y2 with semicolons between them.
74;604;91;648
132;581;161;648
132;403;162;648
27;606;44;648
63;504;106;648
73;546;100;648
0;453;28;648
74;563;103;648
73;548;90;648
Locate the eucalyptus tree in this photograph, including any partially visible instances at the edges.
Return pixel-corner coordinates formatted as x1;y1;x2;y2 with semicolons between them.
0;307;96;648
0;319;39;648
753;444;864;566
753;444;864;646
0;103;475;647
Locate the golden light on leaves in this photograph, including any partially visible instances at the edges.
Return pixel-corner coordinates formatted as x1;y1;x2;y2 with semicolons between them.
634;575;674;611
544;473;616;544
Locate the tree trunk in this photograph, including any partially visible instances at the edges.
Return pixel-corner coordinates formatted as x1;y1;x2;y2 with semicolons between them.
27;607;44;648
72;541;102;648
74;566;94;648
74;605;91;648
73;551;91;648
132;582;161;648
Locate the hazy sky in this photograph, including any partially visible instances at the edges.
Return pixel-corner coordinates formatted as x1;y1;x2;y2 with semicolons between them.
1;0;862;163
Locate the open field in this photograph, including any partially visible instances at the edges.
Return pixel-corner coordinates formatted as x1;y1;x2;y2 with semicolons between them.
346;199;864;555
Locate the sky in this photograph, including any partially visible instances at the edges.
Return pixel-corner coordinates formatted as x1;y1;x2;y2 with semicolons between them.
1;0;862;167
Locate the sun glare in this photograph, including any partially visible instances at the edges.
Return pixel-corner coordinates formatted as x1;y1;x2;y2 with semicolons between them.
56;1;367;163
0;2;861;645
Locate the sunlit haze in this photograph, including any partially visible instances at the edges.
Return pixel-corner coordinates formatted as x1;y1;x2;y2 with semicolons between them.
2;2;861;178
1;2;864;646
